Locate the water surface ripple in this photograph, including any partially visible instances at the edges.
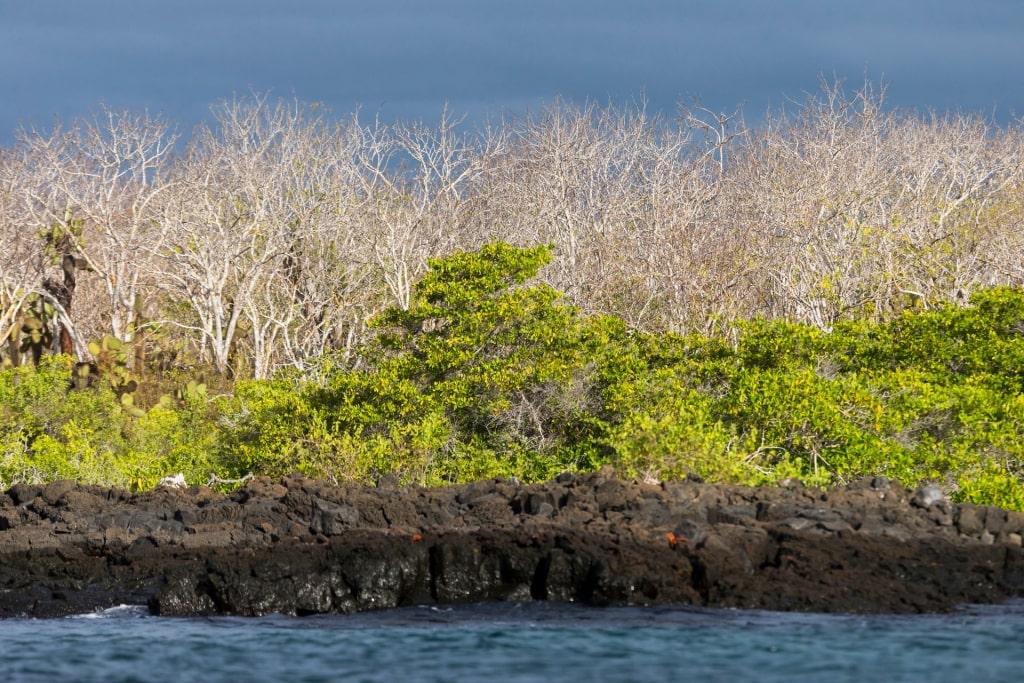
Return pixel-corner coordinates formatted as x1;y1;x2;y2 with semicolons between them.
3;601;1023;682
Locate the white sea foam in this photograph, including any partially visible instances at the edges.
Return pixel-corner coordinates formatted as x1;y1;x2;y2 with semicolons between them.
69;604;149;619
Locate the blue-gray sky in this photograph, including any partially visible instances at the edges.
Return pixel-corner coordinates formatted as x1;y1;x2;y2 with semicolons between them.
1;1;1022;142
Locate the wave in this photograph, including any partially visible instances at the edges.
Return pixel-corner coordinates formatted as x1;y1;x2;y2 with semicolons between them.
67;604;149;620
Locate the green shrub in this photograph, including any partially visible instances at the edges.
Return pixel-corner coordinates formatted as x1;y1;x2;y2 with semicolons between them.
221;243;613;484
956;461;1024;510
212;249;1024;507
0;355;226;489
4;247;1023;511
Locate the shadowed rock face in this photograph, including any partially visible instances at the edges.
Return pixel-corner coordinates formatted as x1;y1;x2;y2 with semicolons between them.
1;472;1023;618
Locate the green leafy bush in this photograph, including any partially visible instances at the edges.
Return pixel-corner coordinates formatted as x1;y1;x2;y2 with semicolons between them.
4;245;1023;510
222;243;610;484
0;355;222;489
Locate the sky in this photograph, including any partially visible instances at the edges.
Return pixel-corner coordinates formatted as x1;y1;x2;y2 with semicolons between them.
1;1;1022;143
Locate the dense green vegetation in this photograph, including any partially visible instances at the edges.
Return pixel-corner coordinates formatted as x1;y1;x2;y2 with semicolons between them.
2;243;1023;509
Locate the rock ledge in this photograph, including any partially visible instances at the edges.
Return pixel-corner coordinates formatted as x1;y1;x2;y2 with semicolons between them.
2;473;1022;618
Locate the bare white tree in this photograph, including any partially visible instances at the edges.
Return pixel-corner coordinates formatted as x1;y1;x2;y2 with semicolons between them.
154;95;314;376
882;112;1024;304
0;146;45;360
16;108;179;347
3;84;1023;373
266;114;387;370
721;80;905;328
347;108;492;311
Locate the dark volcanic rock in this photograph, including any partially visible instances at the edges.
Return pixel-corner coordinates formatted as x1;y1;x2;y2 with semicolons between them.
1;473;1023;618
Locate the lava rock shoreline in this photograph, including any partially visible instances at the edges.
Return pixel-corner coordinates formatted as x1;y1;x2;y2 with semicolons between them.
2;470;1023;618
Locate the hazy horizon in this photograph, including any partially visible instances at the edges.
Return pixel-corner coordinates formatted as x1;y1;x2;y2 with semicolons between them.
1;1;1022;141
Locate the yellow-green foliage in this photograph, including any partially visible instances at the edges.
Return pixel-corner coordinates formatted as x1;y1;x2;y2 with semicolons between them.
0;355;220;489
3;244;1024;510
223;243;607;484
219;247;1024;507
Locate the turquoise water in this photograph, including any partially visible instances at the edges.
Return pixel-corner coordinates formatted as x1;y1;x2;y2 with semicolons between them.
3;601;1024;683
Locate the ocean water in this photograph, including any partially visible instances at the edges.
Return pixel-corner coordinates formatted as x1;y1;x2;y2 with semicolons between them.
2;601;1024;683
